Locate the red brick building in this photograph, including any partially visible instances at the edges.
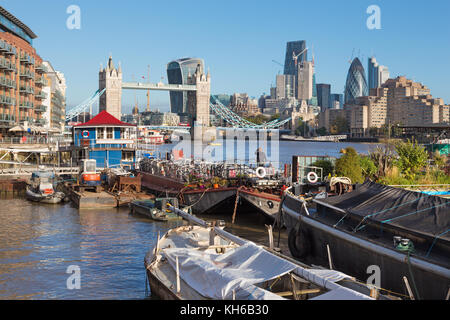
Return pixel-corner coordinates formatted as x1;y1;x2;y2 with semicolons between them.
0;6;47;134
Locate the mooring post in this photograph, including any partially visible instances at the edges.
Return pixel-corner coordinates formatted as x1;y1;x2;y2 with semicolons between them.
155;231;160;254
327;244;333;270
266;224;274;249
231;188;240;224
403;276;415;300
176;256;180;295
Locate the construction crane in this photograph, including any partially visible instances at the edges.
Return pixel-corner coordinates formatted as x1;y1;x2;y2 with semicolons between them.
271;60;284;75
293;47;308;66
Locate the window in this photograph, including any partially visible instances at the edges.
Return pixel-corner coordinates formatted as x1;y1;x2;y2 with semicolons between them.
97;128;105;139
122;151;134;161
107;127;113;139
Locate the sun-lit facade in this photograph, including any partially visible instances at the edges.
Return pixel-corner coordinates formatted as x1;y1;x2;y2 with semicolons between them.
167;58;204;119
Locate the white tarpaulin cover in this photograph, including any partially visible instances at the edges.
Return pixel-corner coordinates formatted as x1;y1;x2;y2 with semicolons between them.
162;242;298;300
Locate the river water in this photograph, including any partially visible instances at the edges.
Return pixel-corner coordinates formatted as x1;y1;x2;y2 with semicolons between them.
0;141;378;300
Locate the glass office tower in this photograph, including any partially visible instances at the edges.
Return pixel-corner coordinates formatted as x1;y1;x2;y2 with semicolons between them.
344;58;368;104
167;58;204;115
316;83;331;111
284;40;307;76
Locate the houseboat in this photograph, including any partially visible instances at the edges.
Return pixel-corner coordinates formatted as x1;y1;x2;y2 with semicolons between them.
72;111;137;170
144;205;384;300
281;181;450;300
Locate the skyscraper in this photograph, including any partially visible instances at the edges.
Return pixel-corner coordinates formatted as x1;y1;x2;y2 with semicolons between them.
330;94;344;109
276;74;295;99
167;58;204;115
345;58;368;104
316;83;331;111
368;57;390;89
284;40;307;76
297;61;314;101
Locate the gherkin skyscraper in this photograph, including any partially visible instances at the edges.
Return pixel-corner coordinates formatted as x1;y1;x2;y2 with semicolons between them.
344;58;368;104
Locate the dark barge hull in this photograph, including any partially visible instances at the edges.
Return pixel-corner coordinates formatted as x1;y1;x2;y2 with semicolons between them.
139;171;237;215
239;188;281;221
282;192;450;300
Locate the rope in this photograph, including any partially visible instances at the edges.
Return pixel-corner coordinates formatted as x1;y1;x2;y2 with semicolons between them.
353;196;423;232
338;279;412;299
381;202;449;224
425;229;450;257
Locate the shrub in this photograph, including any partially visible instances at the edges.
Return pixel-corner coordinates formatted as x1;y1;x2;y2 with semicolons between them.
335;147;363;183
360;156;377;180
311;160;334;178
395;139;428;180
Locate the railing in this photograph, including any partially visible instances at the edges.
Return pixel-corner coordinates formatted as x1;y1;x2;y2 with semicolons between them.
19;100;33;109
0;135;71;145
0;77;16;88
0;114;15;122
35;105;47;112
20;70;35;79
35;77;48;86
34;91;47;99
0;95;16;106
0;166;79;176
35;64;48;73
20;86;34;94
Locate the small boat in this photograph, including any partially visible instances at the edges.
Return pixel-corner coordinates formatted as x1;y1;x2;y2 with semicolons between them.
144;206;387;300
26;171;65;204
130;197;183;221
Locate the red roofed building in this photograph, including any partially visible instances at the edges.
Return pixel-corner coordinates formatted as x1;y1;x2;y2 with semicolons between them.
76;110;135;128
73;111;136;169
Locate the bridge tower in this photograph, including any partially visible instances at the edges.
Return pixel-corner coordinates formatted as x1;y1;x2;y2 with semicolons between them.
99;56;122;120
187;64;211;140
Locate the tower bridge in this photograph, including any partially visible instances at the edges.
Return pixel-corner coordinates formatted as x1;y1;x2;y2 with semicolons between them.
66;56;290;139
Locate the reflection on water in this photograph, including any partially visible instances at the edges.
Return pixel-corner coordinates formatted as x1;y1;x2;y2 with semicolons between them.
0;198;287;300
0;199;184;299
0;141;377;299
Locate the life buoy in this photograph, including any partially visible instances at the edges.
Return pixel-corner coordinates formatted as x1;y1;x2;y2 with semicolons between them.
256;167;266;179
307;171;319;184
82;130;89;138
288;226;310;259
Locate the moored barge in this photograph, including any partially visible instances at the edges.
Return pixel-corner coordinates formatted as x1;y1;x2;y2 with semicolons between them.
281;181;450;300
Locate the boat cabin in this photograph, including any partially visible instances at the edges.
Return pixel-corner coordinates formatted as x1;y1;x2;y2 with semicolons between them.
73;111;137;169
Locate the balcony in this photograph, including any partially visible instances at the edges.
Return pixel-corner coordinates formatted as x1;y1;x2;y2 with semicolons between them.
0;77;16;89
0;95;16;106
35;91;47;100
0;40;6;52
19;101;34;109
35;64;48;74
0;57;15;72
35;105;47;113
0;113;16;123
20;70;34;79
35;77;48;86
20;54;34;65
5;44;16;56
19;86;34;95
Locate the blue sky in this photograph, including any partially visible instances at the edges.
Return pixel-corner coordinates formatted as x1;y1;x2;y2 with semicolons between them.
3;0;449;113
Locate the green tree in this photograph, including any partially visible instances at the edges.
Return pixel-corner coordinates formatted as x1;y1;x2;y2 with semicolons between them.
311;160;334;178
295;118;309;136
360;156;377;180
316;127;327;136
335;147;363;183
395;139;428;180
330;116;349;134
